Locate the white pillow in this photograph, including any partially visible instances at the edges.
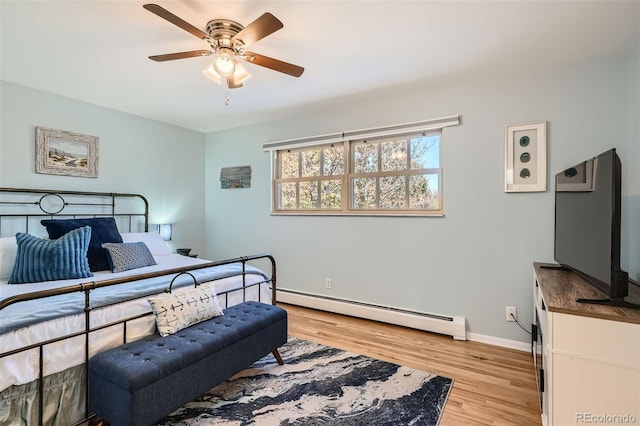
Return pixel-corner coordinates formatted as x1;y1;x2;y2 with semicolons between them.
0;236;18;280
120;232;171;257
147;284;224;337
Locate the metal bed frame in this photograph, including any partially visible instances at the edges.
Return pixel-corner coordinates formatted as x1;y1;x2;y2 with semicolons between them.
0;187;150;236
0;188;276;425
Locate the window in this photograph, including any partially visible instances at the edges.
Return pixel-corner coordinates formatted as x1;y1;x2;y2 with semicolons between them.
276;144;345;211
351;134;441;211
266;116;459;216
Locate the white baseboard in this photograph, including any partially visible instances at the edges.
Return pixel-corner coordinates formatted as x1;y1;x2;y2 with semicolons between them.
278;288;532;351
466;332;531;352
277;288;467;341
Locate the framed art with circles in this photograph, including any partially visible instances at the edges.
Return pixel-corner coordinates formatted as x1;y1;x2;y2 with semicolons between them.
504;121;546;192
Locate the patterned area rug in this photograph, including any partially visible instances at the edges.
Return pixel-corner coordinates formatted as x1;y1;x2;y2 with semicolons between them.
158;337;453;426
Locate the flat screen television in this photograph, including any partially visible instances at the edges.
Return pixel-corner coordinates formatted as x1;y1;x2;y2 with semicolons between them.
553;148;639;309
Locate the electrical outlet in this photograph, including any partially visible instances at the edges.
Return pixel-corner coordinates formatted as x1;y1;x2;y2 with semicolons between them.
325;278;332;289
506;306;517;322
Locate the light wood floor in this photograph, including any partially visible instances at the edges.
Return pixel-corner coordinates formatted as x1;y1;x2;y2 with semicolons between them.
281;303;542;426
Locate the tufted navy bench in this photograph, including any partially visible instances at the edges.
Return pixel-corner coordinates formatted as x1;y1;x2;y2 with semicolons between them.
88;301;287;426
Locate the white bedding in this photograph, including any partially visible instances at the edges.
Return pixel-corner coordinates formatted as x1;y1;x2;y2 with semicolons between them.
0;272;269;391
0;233;272;392
0;253;206;297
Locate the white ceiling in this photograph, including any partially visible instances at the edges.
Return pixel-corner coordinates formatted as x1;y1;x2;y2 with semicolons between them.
1;1;639;133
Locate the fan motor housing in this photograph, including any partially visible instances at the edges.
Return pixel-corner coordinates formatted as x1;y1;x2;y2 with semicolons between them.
206;19;244;49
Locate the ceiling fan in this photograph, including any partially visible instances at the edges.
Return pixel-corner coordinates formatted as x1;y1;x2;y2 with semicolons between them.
143;3;304;90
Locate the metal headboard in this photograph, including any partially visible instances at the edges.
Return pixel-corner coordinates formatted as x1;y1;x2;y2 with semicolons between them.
0;187;149;237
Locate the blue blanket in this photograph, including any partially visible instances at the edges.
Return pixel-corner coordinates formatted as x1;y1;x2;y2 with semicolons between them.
0;264;268;335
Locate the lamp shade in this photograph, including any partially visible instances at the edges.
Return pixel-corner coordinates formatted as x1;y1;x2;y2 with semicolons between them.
213;47;236;76
203;64;222;84
232;62;251;84
157;224;172;241
204;62;252;87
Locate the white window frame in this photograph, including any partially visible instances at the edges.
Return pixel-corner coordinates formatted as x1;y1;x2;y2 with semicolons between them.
264;115;460;216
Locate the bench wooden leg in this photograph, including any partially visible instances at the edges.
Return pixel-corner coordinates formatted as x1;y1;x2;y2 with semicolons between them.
272;349;284;365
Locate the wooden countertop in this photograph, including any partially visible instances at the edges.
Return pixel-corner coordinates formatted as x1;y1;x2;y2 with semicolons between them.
534;262;640;324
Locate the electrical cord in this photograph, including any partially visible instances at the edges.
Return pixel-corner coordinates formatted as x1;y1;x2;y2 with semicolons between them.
510;312;531;335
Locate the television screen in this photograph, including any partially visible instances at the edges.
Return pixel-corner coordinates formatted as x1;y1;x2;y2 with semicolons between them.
554;149;619;294
553;148;640;309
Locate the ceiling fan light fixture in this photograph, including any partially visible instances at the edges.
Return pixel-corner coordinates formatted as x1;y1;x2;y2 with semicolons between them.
202;64;222;84
144;4;305;92
232;62;251;84
213;47;236;76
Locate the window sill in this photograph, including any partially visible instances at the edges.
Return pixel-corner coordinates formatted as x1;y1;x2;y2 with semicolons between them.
270;211;445;218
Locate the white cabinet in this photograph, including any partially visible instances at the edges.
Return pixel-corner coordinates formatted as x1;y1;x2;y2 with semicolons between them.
533;263;640;426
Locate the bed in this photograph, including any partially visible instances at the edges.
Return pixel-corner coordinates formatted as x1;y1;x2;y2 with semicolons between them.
0;187;276;426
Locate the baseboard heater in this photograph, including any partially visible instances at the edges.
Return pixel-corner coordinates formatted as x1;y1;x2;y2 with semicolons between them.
276;289;466;341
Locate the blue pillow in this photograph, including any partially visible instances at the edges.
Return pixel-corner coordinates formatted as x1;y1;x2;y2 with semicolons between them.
9;226;93;284
41;217;123;272
102;242;157;273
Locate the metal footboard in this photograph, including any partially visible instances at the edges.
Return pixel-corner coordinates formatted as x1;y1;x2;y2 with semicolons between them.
0;254;277;426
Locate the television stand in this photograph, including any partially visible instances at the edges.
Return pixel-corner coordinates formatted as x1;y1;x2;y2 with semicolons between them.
576;296;640;310
532;262;640;426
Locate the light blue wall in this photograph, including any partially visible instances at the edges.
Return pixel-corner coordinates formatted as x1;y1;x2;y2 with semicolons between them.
0;82;207;254
205;51;638;342
1;49;636;344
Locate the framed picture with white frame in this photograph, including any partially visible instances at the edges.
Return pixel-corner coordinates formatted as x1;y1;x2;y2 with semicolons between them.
504;121;546;192
36;126;99;178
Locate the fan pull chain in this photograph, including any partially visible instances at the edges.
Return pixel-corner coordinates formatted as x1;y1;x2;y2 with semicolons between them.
224;80;231;106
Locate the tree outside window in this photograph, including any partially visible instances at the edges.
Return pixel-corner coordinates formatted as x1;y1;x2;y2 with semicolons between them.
274;132;442;215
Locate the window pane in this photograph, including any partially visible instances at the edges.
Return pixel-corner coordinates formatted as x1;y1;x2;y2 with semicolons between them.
299;181;318;209
410;135;440;169
323;145;344;176
278;183;297;209
353;142;378;173
409;174;439;209
381;139;408;172
321;180;342;208
281;151;299;178
379;175;407;208
274;129;444;214
352;177;377;208
301;149;321;177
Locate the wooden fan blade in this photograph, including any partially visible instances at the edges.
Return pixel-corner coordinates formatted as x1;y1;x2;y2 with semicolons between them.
149;50;212;62
244;52;304;77
232;13;283;48
143;4;210;41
